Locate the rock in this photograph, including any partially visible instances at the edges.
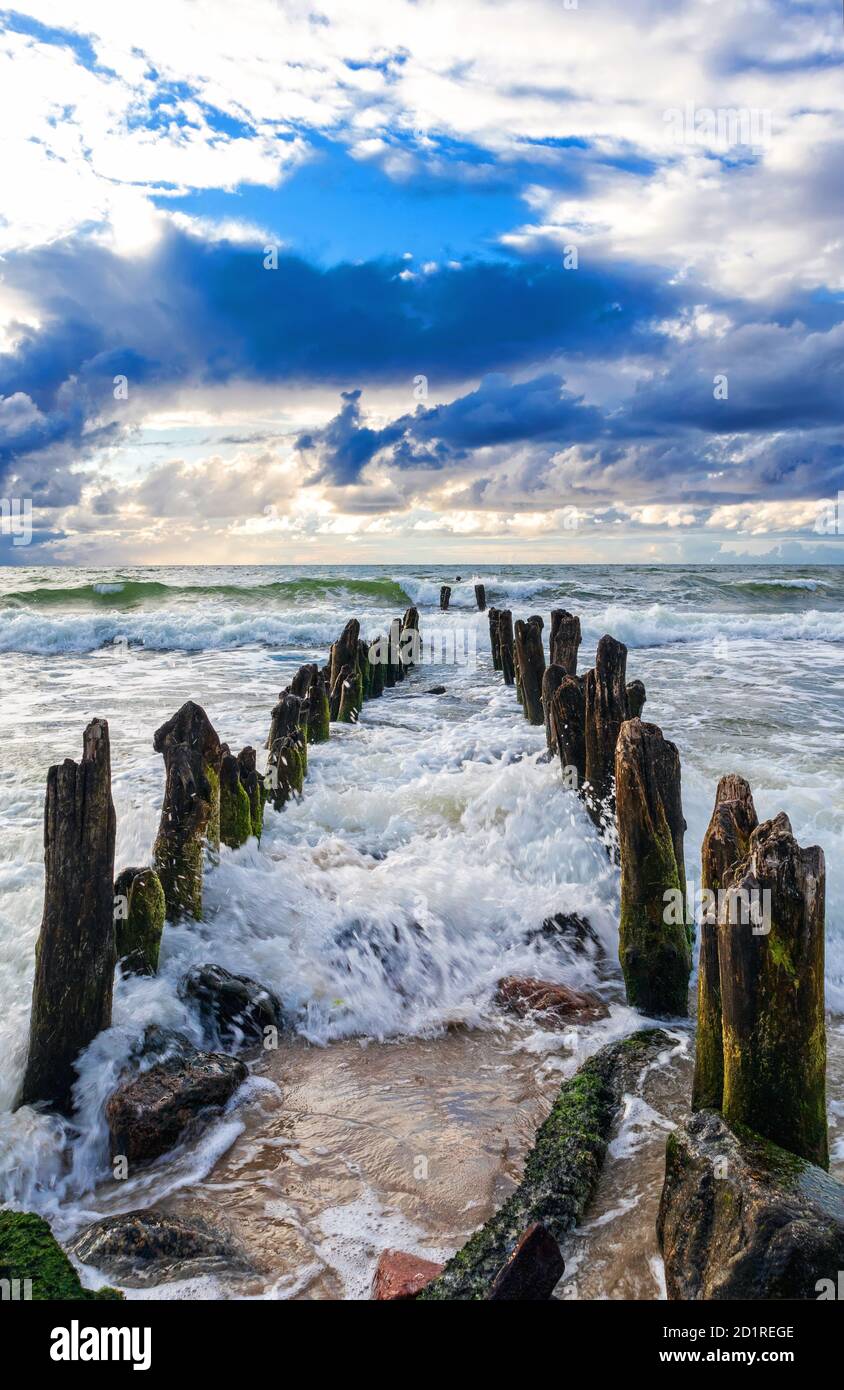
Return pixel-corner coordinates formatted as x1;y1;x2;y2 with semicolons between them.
719;813;827;1167
487;1223;564;1300
69;1210;248;1286
179;963;283;1046
105;1041;247;1166
657;1109;844;1300
419;1029;670;1299
549;610;581;677
219;748;252;849
153;702;223;920
531;911;603;958
0;1210;123;1301
496;976;607;1023
17;718;116;1114
372;1249;445;1300
692;774;758;1113
114;866;166;976
426;685;447;695
616;718;690;1017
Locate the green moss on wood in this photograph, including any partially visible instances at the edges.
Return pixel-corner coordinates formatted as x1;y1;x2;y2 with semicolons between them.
619;813;691;1017
220;776;252;850
114;867;165;976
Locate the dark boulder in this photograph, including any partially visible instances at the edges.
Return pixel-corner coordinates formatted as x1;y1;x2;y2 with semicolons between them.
657;1109;844;1300
178;963;283;1046
69;1210;248;1286
105;1038;247;1167
487;1223;564;1300
496;976;608;1023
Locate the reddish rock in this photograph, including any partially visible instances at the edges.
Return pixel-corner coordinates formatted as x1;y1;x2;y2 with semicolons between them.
488;1223;565;1300
372;1249;444;1301
496;976;607;1023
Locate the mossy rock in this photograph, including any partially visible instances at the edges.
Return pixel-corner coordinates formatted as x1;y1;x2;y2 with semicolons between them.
0;1211;123;1301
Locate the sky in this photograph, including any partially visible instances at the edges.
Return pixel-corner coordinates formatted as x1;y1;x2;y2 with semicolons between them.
0;0;843;565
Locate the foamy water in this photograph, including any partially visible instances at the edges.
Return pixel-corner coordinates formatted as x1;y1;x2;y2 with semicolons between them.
0;563;842;1296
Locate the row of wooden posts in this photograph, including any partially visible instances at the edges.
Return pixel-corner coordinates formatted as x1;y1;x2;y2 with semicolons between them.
15;606;421;1116
488;604;828;1170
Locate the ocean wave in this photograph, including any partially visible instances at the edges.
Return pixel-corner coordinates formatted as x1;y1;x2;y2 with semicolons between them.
730;577;832;593
1;575;413;610
583;603;844;649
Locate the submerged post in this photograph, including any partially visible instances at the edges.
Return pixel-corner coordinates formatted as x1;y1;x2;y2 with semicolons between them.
17;719;117;1113
266;693;307;804
551;675;586;791
474;582;486;611
541;664;567;753
290;663;330;743
692;774;757;1113
488;608;501;670
719;814;827;1168
616;718;691;1017
440;585;451;612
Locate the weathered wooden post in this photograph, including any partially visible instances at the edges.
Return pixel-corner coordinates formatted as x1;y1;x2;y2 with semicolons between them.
17;719;117;1113
368;637;385;697
237;746;263;840
266;692;307;805
153;702;223;921
549;610;581;676
514;617;545;725
692;774;757;1113
551;676;586;790
616;718;691;1017
541;664;567;753
389;616;405;684
329;620;362;718
498;609;516;686
474;582;486;611
719;814;827;1167
401;607;420;670
220;746;252;849
114;866;166;977
440;585;451;611
584;635;628;810
626;679;646;720
290;663;330;743
488;608;501;670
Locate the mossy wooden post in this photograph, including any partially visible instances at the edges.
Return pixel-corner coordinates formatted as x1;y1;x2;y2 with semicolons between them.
514;616;545;724
389;616;405;684
153;703;222;921
584;634;628;811
440;585;451;611
291;663;329;743
329;620;361;718
498;609;516;686
17;718;117;1113
626;679;646;720
541;664;566;753
616;718;690;1017
488;608;501;670
692;774;757;1113
719;814;827;1167
114;866;165;977
474;582;486;611
266;693;306;804
551;675;585;790
549;610;581;676
357;638;372;701
219;748;252;849
237;746;263;840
